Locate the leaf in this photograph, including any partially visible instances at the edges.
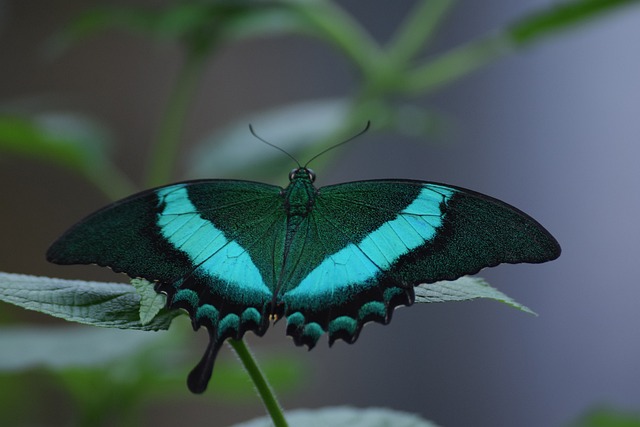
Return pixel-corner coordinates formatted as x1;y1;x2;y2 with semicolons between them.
0;272;179;331
403;0;640;93
570;406;640;427
0;326;164;371
209;5;312;42
0;113;135;199
51;3;309;57
0;113;109;172
0;323;303;402
414;276;536;315
131;278;165;325
509;0;640;45
0;325;191;425
185;98;351;179
230;407;440;427
571;407;640;427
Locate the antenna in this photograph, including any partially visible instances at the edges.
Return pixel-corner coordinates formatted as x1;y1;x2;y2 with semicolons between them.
249;121;371;169
249;124;300;167
303;121;371;168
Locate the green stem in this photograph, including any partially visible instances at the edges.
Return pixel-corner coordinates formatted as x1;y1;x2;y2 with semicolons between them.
385;0;455;66
292;1;380;78
401;34;513;94
228;339;288;427
145;53;206;187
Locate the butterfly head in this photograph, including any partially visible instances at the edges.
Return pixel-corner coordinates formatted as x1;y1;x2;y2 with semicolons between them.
289;167;316;183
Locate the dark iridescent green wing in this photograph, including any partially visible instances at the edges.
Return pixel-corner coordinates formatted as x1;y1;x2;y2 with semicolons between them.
47;174;560;393
280;180;560;348
47;180;286;393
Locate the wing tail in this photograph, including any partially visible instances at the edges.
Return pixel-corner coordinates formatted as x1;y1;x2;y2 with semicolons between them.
187;333;224;394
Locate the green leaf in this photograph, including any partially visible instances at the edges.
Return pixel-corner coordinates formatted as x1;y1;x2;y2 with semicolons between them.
509;0;640;45
571;407;640;427
0;113;135;199
186;98;351;179
0;272;179;331
0;325;191;425
53;4;223;52
414;276;536;315
403;0;640;93
0;326;164;371
0;113;109;172
52;3;309;57
209;5;312;42
230;407;440;427
131;278;165;325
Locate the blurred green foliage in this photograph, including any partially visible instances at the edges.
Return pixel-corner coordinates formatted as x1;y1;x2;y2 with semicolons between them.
571;407;640;427
1;1;639;426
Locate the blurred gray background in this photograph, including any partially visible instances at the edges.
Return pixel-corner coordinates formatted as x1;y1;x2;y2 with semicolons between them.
1;1;640;426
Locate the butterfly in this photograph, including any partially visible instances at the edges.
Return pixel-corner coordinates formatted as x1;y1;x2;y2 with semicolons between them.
47;157;560;393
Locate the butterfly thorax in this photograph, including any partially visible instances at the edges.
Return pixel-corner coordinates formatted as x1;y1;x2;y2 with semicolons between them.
283;168;317;224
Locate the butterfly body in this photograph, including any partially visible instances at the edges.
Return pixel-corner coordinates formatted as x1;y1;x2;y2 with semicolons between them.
47;167;560;393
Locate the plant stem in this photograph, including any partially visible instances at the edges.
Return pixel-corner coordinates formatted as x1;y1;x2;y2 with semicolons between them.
293;1;379;77
402;35;512;94
385;0;455;66
228;339;288;427
86;162;138;201
145;53;206;188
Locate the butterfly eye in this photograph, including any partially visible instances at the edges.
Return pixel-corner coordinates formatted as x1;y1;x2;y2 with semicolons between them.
306;168;316;182
289;168;298;181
